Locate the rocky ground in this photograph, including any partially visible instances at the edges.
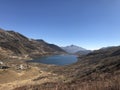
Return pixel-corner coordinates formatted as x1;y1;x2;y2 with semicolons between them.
0;61;66;90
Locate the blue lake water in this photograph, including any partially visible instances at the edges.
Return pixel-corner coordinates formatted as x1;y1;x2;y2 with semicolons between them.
28;55;78;66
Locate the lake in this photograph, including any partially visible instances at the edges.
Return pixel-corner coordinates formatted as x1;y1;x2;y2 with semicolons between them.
27;55;78;66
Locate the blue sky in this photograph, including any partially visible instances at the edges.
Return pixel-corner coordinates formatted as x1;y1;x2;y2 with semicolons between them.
0;0;120;50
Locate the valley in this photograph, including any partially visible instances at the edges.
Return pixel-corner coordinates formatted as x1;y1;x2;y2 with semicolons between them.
0;0;120;90
0;29;119;90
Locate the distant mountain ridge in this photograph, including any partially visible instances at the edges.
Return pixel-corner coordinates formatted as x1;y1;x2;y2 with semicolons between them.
61;45;91;54
0;28;65;60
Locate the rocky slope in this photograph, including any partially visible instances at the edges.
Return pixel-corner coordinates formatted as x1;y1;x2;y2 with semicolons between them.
0;28;65;60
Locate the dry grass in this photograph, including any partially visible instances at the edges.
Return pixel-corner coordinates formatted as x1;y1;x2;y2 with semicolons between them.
14;74;120;90
77;76;120;90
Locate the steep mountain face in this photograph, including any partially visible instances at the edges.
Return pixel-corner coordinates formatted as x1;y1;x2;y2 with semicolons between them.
0;29;65;60
61;45;90;54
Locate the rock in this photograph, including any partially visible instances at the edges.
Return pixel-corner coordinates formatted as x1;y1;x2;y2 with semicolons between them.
0;61;3;65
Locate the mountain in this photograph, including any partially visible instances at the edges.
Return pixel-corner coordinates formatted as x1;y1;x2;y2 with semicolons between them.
61;45;91;54
0;28;65;60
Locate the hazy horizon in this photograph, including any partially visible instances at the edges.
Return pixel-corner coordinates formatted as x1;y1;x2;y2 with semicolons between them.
0;0;120;50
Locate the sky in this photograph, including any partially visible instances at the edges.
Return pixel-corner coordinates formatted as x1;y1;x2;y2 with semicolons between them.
0;0;120;50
